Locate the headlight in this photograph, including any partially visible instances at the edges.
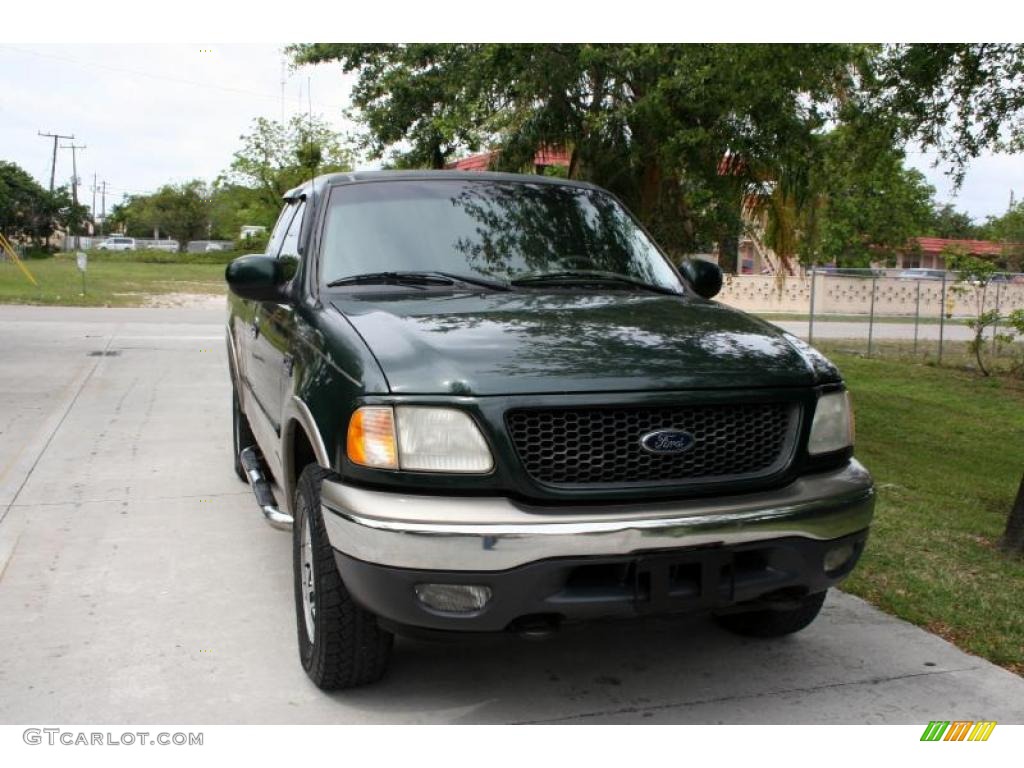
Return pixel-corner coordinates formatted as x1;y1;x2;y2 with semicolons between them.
347;406;494;473
807;390;854;455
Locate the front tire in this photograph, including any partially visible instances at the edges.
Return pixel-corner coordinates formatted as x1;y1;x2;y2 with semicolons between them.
293;464;393;689
715;590;827;638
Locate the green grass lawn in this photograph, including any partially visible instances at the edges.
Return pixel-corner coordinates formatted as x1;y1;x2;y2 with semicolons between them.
834;353;1024;674
816;338;1024;377
0;253;226;307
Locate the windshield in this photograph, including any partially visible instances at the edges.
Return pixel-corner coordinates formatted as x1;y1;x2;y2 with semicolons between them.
320;180;683;293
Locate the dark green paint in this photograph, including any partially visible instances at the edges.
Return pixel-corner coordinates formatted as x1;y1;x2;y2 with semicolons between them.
226;171;846;504
334;291;828;396
225;254;292;302
678;259;724;299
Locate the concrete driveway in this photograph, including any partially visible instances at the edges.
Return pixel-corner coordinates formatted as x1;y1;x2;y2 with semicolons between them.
1;303;1021;724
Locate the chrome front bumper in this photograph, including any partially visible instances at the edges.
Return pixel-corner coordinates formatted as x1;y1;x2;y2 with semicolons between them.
320;460;874;572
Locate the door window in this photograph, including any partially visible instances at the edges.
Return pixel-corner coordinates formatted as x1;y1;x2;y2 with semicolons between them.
278;201;306;260
265;202;298;257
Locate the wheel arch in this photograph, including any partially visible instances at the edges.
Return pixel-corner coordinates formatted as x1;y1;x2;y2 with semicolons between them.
282;396;332;509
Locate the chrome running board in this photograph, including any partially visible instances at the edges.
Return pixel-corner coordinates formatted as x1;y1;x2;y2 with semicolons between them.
239;446;293;530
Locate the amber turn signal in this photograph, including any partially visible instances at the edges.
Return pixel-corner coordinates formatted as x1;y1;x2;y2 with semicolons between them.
346;406;398;469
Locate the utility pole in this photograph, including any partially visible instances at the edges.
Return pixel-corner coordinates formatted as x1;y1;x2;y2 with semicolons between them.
101;181;107;235
91;173;98;229
62;142;86;249
280;58;286;122
37;131;74;192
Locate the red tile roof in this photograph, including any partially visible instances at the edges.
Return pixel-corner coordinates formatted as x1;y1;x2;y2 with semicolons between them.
532;147;571;167
447;152;496;171
913;237;1016;256
446;147;571;171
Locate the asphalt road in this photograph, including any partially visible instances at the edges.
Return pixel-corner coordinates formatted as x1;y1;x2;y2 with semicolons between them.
774;318;977;341
1;303;1021;724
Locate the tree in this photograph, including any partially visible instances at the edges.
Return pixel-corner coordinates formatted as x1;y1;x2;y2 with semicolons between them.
0;161;50;242
944;248;1016;376
812;128;935;266
1003;474;1024;556
207;183;271;241
980;201;1024;272
290;44;868;269
291;44;489;170
868;45;1024;183
928;203;982;239
0;161;87;249
104;196;150;238
747;124;934;269
144;181;212;248
220;115;354;226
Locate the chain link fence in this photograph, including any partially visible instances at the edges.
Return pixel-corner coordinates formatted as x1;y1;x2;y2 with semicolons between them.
718;268;1024;372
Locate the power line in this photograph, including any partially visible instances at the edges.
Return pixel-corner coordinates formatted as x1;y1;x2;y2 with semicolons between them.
1;44;348;113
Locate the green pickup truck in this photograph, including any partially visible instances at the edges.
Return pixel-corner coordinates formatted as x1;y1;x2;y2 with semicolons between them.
225;171;874;690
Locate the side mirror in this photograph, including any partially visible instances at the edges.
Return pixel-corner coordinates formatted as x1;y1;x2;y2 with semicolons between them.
225;255;290;302
679;259;723;299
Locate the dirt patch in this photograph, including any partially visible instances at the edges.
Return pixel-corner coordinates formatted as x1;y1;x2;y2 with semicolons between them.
145;293;226;310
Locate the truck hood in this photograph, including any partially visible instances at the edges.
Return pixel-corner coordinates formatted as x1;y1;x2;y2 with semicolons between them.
331;291;834;396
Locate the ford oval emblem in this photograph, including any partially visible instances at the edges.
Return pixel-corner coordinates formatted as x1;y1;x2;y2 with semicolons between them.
640;429;696;455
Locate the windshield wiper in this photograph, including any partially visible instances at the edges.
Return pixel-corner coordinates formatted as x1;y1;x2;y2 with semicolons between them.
509;270;680;296
326;271;509;291
427;271;511;291
325;271;454;289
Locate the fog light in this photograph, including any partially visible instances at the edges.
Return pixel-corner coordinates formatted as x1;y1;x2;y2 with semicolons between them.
824;543;856;574
414;583;492;614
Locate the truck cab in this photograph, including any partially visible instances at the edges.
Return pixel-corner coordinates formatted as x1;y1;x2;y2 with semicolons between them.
225;171;874;689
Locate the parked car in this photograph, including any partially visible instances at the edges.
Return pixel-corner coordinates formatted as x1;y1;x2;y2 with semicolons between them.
816;266;886;279
187;240;232;253
225;171;875;689
239;225;267;240
897;268;947;281
96;236;135;251
148;240;179;253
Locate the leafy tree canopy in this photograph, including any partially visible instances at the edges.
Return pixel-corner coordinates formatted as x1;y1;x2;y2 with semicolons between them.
220;114;354;225
980;200;1024;270
869;44;1024;184
290;43;1024;272
290;43;868;268
0;160;88;247
108;181;211;248
812;128;936;266
928;203;982;239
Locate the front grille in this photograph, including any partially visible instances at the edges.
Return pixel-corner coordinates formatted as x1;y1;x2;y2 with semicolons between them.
506;403;797;486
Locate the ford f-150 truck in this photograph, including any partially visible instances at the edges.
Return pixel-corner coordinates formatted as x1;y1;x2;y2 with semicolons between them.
225;171;874;690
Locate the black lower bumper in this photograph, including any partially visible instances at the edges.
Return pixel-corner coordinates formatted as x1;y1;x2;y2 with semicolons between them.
334;529;869;634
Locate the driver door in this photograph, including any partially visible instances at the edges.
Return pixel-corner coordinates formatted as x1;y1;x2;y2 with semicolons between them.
243;199;304;475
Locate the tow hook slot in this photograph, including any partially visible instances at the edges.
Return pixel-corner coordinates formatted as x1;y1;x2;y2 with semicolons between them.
239;446;293;530
508;614;562;640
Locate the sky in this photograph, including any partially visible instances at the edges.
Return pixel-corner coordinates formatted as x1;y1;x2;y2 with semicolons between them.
0;44;360;210
1;43;1022;223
